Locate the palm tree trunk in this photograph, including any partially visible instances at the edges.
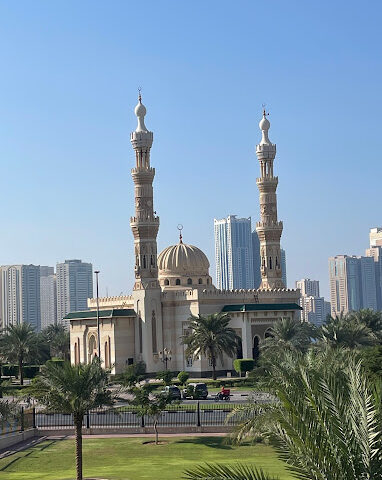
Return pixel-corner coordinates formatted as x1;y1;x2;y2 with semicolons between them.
154;418;158;445
18;357;23;386
212;357;217;380
74;414;83;480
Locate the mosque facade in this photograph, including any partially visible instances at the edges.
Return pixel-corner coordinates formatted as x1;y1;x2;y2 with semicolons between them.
68;96;301;375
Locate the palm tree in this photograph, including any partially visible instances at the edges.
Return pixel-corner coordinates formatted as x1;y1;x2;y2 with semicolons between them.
182;313;241;380
28;358;114;480
0;323;39;385
185;348;382;480
261;317;315;354
319;314;377;349
348;309;382;342
41;323;70;360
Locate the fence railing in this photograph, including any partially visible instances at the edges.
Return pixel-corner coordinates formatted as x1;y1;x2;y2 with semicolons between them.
33;403;242;430
0;407;34;436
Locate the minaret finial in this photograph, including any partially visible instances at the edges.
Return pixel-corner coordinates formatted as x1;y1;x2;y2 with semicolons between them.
138;86;142;103
134;89;148;133
177;224;183;244
262;103;269;118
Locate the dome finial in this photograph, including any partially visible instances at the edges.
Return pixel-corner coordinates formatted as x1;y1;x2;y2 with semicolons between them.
259;105;271;145
134;88;148;133
177;224;183;244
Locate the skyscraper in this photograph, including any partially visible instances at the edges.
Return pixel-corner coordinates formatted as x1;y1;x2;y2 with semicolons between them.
214;215;255;290
56;260;93;327
369;227;382;247
296;278;330;326
0;264;41;330
296;278;320;297
40;266;57;329
365;245;382;310
329;255;377;316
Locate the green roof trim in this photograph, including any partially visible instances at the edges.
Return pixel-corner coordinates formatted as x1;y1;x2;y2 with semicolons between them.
222;303;302;312
65;308;136;320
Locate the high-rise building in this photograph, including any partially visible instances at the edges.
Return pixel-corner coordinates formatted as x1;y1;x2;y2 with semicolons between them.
252;231;261;288
365;245;382;310
214;215;255;290
329;255;377;316
370;227;382;248
40;266;57;329
255;111;284;289
56;260;93;327
296;278;330;326
281;248;287;287
296;278;320;297
0;264;41;330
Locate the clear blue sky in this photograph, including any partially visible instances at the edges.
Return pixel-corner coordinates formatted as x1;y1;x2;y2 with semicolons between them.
1;0;381;299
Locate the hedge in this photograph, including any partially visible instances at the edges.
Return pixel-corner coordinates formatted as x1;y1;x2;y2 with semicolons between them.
233;359;256;375
1;364;40;378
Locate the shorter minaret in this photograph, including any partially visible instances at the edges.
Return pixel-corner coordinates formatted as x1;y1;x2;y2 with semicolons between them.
255;110;284;289
130;93;160;290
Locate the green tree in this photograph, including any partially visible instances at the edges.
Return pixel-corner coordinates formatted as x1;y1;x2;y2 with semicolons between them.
128;384;171;444
118;361;146;387
156;370;173;386
177;371;190;386
319;314;377;349
261;317;314;355
348;309;382;342
28;358;114;480
0;323;39;385
182;313;241;380
185;348;382;480
41;324;70;360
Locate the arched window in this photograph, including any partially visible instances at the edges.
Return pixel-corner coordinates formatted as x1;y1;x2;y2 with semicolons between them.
269;257;272;270
198;278;203;285
236;339;243;359
275;256;278;267
164;279;169;286
206;278;210;285
143;256;147;269
176;279;181;285
187;278;192;285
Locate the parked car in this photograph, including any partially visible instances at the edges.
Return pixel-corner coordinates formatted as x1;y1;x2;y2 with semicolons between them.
182;382;209;400
161;385;181;400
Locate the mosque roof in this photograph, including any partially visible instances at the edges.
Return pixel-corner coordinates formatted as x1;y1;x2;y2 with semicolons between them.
65;308;136;320
158;239;210;277
222;303;302;312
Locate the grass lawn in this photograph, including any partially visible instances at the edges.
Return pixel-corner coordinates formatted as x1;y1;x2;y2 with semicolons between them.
0;436;293;480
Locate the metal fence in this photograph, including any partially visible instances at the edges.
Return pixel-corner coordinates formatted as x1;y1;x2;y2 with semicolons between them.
33;403;241;430
0;407;34;436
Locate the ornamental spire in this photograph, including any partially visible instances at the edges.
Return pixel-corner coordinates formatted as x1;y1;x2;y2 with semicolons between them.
134;89;149;133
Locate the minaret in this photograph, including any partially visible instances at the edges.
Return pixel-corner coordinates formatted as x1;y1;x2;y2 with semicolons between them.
130;93;160;290
255;110;284;289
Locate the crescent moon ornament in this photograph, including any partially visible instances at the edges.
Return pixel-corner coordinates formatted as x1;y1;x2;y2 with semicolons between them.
177;224;183;243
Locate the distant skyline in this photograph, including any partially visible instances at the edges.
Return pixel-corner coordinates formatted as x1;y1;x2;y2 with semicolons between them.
1;0;381;300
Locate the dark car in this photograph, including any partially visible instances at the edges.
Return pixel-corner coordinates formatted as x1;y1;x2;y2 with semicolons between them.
182;382;209;400
161;385;181;400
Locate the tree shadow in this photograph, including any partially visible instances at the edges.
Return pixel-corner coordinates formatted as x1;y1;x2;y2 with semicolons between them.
174;436;233;450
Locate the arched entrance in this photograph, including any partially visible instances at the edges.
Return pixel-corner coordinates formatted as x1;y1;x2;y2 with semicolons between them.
236;338;243;359
252;336;260;360
88;334;98;363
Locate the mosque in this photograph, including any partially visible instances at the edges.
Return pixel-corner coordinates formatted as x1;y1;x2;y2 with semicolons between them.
68;95;301;375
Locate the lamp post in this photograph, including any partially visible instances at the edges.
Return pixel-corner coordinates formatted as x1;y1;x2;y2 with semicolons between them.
159;348;172;370
95;270;101;359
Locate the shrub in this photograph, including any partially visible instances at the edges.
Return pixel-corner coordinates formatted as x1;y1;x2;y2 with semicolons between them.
156;370;173;386
23;365;40;379
233;359;255;376
177;371;190;386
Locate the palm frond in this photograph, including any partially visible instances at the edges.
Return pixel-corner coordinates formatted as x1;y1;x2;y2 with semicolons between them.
183;463;279;480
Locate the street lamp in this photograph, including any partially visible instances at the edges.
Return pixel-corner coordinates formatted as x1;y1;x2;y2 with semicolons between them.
159;348;172;370
95;270;101;359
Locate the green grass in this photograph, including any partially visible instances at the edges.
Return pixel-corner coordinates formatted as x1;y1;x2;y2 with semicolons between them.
0;437;293;480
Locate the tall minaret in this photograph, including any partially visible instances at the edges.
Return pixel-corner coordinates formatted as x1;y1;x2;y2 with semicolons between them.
130;93;160;290
255;110;284;289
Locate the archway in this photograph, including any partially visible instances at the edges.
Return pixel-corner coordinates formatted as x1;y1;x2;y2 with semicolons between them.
88;334;98;363
252;336;260;361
